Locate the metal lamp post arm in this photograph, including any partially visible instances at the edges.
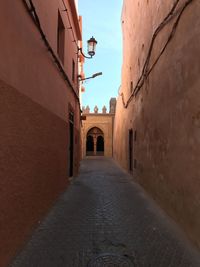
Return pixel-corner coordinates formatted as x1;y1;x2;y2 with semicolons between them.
78;47;92;59
80;76;93;81
79;72;102;82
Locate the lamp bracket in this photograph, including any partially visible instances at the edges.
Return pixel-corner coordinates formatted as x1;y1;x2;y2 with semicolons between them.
78;47;92;59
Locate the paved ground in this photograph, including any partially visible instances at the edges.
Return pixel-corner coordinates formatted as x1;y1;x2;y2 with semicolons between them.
10;157;200;267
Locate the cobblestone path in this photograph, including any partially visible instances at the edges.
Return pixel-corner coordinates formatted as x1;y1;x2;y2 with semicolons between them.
10;157;200;267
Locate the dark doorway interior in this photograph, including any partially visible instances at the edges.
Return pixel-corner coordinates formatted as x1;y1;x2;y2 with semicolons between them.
129;129;133;172
97;136;104;155
69;112;74;177
86;135;94;156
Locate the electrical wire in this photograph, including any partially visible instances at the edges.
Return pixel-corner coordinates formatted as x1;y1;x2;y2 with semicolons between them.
61;0;80;50
120;0;194;109
22;0;80;102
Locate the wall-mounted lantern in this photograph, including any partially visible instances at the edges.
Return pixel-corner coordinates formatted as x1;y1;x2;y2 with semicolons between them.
79;36;97;59
87;36;97;57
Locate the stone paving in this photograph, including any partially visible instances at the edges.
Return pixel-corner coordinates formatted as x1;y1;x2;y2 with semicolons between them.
10;157;200;267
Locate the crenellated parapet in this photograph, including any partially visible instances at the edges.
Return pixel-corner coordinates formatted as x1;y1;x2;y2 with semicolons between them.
82;98;116;114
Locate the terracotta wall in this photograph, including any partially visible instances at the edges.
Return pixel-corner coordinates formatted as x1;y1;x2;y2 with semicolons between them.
0;0;81;266
114;0;200;248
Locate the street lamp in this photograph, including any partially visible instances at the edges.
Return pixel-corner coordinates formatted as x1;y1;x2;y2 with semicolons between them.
79;36;97;59
87;36;97;57
79;72;102;81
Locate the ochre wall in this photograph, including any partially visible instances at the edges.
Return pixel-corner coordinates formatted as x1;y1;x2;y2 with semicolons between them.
82;114;114;157
114;0;200;248
0;1;81;266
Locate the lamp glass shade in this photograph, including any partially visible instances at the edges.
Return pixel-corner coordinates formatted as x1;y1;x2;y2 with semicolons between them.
87;36;97;57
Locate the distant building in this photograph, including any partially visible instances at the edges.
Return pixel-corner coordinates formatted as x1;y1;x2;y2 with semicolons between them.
82;98;116;157
0;1;83;266
114;0;200;248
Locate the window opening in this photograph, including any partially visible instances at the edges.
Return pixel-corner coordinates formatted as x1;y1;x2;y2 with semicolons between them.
57;11;65;64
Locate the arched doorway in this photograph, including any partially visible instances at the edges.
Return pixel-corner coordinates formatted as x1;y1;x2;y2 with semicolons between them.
86;135;94;156
86;127;104;156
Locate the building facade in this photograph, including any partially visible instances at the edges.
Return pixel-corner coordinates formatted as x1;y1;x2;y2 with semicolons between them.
114;0;200;248
82;98;116;158
0;1;83;266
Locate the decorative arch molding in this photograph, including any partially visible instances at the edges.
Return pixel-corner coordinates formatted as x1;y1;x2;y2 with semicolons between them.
86;126;105;156
85;125;106;136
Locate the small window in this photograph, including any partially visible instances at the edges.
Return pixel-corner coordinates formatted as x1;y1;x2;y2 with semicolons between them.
130;81;133;94
72;59;75;82
57;11;65;64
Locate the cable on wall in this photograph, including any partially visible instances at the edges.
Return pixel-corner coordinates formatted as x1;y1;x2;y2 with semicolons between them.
61;0;79;50
119;0;194;109
22;0;80;102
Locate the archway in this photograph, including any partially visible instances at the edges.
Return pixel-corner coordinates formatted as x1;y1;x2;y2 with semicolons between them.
86;135;94;156
86;127;104;156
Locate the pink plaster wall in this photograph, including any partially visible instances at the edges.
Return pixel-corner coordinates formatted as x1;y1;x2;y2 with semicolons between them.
0;81;70;267
0;0;80;119
0;0;81;265
114;0;200;248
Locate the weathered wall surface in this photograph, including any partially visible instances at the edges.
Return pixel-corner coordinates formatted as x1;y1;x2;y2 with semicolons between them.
114;0;200;248
82;114;114;157
0;1;81;266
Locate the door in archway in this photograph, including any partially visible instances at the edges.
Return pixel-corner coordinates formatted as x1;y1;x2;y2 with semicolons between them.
86;135;94;156
97;135;104;155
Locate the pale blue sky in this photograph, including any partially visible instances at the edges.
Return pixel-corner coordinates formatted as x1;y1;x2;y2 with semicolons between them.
79;0;123;111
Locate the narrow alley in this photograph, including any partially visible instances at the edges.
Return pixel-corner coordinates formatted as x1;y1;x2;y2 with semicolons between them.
1;0;200;266
10;158;200;267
